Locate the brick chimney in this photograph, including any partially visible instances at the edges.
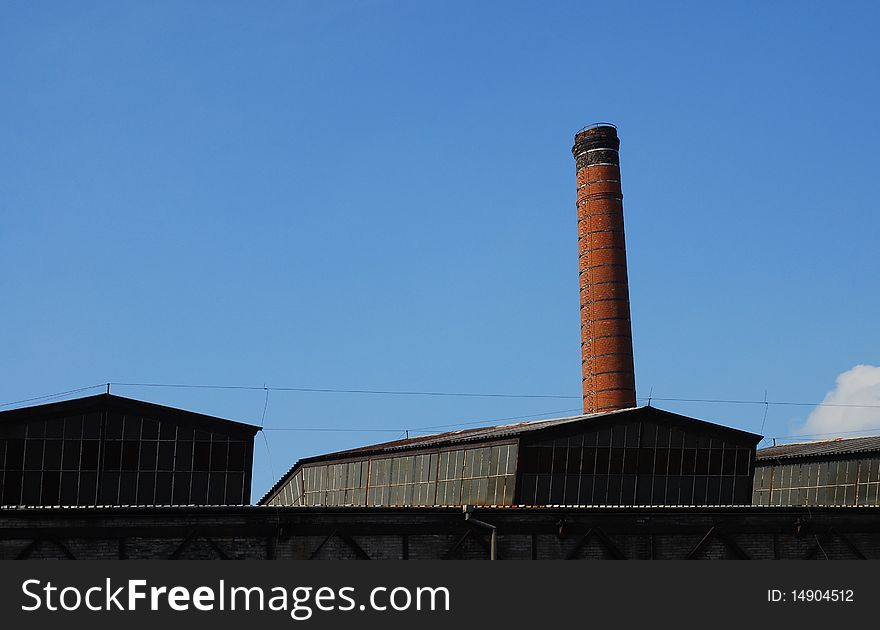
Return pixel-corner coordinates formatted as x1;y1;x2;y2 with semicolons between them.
572;124;636;414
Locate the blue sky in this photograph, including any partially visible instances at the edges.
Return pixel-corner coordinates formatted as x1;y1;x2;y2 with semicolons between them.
2;1;878;498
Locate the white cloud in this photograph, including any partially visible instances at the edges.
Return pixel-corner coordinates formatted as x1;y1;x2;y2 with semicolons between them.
799;365;880;438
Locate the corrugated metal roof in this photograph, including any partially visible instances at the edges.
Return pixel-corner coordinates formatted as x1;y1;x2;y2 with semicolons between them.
757;435;880;461
259;405;762;504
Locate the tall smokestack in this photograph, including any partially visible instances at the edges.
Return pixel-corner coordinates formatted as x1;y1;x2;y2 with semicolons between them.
572;124;636;414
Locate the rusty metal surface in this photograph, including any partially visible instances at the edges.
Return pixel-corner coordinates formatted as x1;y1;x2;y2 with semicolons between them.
757;436;880;461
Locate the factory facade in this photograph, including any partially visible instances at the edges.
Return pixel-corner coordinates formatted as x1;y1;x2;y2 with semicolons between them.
2;125;878;559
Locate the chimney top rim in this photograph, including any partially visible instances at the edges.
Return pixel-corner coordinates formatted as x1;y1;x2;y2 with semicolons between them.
576;122;618;135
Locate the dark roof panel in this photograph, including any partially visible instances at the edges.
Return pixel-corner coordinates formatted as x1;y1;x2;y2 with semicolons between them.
757;435;880;461
0;393;261;436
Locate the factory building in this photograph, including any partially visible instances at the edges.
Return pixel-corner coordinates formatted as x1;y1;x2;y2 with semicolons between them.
753;436;880;506
1;124;877;559
0;394;259;506
261;407;760;507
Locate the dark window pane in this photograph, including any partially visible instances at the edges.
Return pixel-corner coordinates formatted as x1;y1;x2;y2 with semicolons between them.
696;449;710;475
191;472;209;504
83;413;101;439
62;441;81;469
621;475;636;503
79;472;97;504
0;422;26;439
175;441;193;471
736;448;751;475
720;477;735;503
693;476;708;505
210;441;229;472
535;446;552;472
636;476;652;504
41;471;60;504
3;471;22;504
606;474;622;503
655;424;670;447
518;474;537;504
158;441;175;470
708;449;724;475
228;442;246;471
119;472;138;504
681;449;697;475
5;439;24;469
105;413;124;439
26;421;46;439
733;476;752;504
595;427;611;448
638;448;655;474
159;421;177;440
535;474;551;503
669;427;685;448
565;444;581;474
683;432;699;448
564;474;580;504
137;472;156;504
172;472;192;503
609;448;625;475
550;474;565;503
101;472;120;504
665;476;681;504
610;425;626;447
208;474;226;504
121;441;140;471
520;447;539;474
123;416;141;439
549;446;565;474
641;423;657;447
194;429;211;442
141;419;159;440
593;475;609;503
623;449;639;475
624;423;641;447
81;440;100;470
721;449;737;475
102;441;121;471
139;441;158;470
193;442;211;471
60;472;79;505
679;475;695;503
578;475;595;504
581;448;596;474
225;473;244;505
22;471;42;504
581;430;597;447
595;448;610;474
651;476;667;504
45;419;63;438
667;449;683;475
176;425;194;440
44;440;63;470
24;440;43;470
706;476;721;504
64;416;83;439
155;472;173;504
653;448;669;475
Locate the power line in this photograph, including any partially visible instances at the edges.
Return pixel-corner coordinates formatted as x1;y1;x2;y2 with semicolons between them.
637;396;880;409
111;381;581;400
0;384;107;409
261;406;584;434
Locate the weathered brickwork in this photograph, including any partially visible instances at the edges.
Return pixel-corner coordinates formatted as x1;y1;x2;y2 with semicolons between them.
572;125;636;414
